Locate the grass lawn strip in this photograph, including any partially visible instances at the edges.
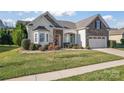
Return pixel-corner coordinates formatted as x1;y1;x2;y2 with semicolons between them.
58;65;124;81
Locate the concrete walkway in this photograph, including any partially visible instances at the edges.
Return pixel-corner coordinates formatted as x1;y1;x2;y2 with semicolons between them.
93;48;124;57
7;59;124;81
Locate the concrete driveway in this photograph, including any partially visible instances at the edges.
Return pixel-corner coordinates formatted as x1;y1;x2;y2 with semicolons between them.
93;48;124;57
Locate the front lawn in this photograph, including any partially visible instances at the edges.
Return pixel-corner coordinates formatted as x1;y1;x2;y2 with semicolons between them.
0;45;123;80
58;65;124;81
116;48;124;51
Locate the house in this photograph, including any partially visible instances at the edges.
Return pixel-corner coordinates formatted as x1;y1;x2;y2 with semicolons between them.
109;29;124;43
26;12;109;48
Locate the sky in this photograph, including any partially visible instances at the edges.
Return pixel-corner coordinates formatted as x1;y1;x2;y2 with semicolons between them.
0;11;124;28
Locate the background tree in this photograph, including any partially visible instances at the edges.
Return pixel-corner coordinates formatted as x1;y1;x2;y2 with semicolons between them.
12;23;28;46
0;28;13;45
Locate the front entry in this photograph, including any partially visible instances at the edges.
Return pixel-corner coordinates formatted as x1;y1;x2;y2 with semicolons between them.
54;34;61;47
53;29;63;47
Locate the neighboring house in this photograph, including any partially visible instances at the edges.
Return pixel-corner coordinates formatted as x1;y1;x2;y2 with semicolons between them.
26;12;109;48
109;29;124;43
0;19;5;28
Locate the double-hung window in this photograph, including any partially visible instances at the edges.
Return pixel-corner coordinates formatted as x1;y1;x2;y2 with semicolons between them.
96;20;101;29
39;33;45;42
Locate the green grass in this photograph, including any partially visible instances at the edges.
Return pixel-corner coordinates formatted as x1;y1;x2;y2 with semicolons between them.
58;65;124;81
0;45;123;80
116;48;124;51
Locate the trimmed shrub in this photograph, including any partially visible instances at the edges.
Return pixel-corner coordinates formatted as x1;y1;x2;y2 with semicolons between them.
120;38;124;45
29;43;36;50
86;45;91;49
68;44;73;48
109;40;116;48
54;45;61;50
63;43;70;48
39;46;46;51
35;44;41;50
72;44;78;49
21;39;30;50
44;44;49;50
40;44;49;51
48;43;54;50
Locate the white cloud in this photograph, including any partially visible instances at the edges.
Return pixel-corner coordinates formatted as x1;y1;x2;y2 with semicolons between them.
103;15;113;21
22;17;35;21
49;11;76;16
2;19;16;27
33;11;42;14
23;11;31;13
17;11;32;16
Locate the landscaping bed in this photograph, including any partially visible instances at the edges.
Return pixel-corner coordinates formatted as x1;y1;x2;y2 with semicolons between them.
0;45;123;80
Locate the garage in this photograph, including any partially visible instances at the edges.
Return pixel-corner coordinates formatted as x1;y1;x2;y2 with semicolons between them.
89;36;107;48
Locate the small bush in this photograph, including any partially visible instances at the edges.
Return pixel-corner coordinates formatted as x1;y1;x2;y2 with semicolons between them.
86;44;91;49
48;43;54;50
54;45;61;50
39;46;46;51
68;44;73;48
109;40;116;48
86;45;91;49
44;44;49;50
39;44;49;51
64;43;70;48
72;44;78;49
35;44;41;50
21;39;30;50
29;43;36;50
120;38;124;45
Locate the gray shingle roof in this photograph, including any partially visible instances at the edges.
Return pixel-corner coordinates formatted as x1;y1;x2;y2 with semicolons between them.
109;29;124;35
26;12;109;31
58;20;76;29
76;15;98;29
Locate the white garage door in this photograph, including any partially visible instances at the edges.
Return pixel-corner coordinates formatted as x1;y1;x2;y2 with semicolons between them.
89;36;107;48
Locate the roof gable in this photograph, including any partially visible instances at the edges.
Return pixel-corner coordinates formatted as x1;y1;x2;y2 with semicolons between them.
28;12;62;28
76;14;109;29
43;12;62;28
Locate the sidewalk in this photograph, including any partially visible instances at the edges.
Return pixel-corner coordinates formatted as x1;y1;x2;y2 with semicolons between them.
93;48;124;57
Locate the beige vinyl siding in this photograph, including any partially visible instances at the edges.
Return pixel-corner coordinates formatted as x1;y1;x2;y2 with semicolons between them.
109;35;122;43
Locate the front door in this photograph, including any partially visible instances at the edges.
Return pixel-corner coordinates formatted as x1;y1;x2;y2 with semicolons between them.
54;34;61;47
